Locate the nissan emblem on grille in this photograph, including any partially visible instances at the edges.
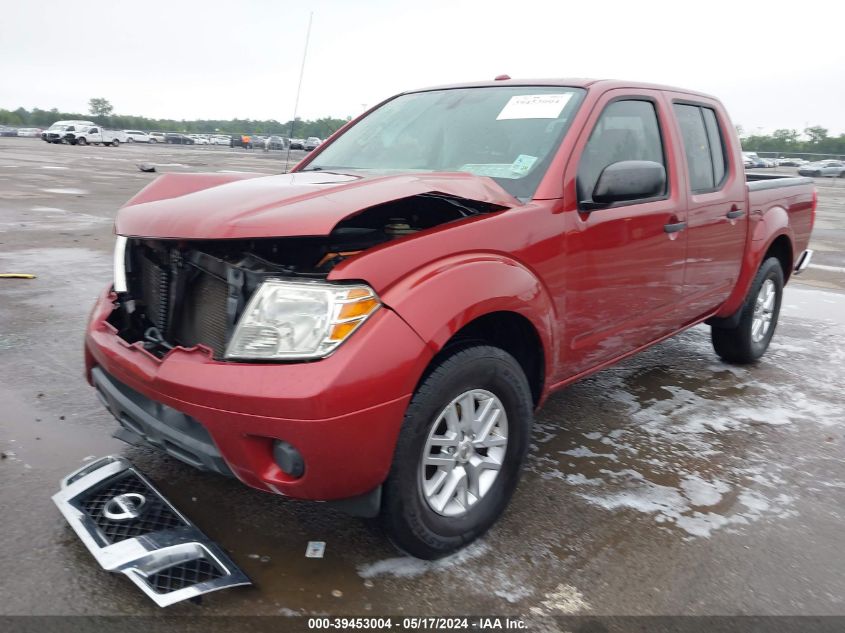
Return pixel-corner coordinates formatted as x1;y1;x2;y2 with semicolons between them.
102;492;146;521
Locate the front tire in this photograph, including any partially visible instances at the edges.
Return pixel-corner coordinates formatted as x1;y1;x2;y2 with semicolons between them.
711;257;784;364
381;345;533;559
77;137;87;146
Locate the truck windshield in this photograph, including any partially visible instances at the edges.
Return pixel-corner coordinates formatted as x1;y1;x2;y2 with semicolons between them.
304;86;585;199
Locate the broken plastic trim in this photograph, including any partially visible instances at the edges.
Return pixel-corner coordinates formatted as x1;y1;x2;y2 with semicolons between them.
52;456;251;607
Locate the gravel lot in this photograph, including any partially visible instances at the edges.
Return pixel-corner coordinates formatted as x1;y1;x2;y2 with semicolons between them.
1;138;844;626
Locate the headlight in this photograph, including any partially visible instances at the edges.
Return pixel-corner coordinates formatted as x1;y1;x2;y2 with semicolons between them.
113;235;128;293
225;280;381;360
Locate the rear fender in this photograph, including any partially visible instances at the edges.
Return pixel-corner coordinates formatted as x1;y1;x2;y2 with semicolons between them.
713;204;793;320
379;253;557;388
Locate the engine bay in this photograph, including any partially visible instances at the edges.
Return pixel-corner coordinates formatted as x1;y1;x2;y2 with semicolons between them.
107;192;507;358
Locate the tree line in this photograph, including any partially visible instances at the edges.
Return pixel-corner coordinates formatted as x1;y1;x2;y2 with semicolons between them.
738;125;845;156
0;104;351;139
3;99;843;154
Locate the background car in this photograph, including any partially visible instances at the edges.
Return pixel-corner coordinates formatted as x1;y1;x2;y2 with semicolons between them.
210;135;230;146
16;127;42;137
0;125;19;137
148;132;166;143
304;136;322;151
289;138;305;149
124;130;151;143
742;152;768;168
264;135;289;150
188;134;210;145
798;160;845;177
164;133;195;145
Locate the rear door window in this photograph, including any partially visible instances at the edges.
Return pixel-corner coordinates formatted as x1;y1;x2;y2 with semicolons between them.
577;99;666;205
674;104;727;193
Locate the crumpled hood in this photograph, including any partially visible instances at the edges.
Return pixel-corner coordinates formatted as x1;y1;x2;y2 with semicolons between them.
116;170;518;239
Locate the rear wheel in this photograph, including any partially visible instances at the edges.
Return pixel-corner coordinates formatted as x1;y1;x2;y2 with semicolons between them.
127;137;134;143
380;345;533;559
711;257;784;364
112;139;120;147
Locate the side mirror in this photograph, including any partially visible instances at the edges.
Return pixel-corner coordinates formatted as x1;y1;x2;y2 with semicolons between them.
590;160;666;207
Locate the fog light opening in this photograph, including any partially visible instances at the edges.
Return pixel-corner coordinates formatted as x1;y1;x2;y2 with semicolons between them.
272;440;305;479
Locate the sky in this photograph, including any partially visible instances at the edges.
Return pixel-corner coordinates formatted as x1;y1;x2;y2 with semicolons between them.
1;0;844;135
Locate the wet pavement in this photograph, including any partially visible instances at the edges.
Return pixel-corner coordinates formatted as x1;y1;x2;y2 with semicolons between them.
1;138;844;619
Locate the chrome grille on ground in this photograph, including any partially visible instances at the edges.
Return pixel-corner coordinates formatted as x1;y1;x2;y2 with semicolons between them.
52;456;250;607
78;472;184;543
147;557;224;594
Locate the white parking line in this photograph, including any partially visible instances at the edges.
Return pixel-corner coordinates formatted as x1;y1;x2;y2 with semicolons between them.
809;264;845;274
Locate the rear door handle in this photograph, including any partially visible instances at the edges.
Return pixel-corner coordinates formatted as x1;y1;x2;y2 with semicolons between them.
664;221;687;233
726;209;745;219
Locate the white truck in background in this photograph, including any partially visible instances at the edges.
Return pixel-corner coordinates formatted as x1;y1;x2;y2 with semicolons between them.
41;120;96;143
65;126;128;146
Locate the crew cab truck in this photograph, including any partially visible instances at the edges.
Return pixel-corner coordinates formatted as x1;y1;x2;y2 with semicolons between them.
66;126;127;146
85;79;815;559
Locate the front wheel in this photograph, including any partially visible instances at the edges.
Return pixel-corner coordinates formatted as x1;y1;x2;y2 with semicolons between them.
711;257;784;364
77;137;87;146
380;345;533;559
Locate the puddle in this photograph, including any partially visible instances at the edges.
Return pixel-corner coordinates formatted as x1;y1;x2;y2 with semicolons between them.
0;207;110;233
528;286;845;540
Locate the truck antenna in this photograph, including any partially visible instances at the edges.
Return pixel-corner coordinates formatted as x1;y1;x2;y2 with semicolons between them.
286;11;313;171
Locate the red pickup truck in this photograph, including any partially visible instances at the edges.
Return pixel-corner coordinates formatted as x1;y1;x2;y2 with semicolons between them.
86;78;815;559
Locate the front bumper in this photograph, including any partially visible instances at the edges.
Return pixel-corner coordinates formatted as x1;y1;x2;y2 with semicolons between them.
85;286;432;501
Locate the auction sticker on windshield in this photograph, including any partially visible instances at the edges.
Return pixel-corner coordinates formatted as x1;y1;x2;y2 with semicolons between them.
497;93;573;120
510;154;538;175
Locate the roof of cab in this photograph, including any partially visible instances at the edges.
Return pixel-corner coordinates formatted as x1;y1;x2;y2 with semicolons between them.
405;78;718;100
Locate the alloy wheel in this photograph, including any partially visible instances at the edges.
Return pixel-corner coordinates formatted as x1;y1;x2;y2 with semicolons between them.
419;389;508;517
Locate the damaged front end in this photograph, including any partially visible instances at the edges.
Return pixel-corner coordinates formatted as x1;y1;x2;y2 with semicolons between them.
108;192;507;359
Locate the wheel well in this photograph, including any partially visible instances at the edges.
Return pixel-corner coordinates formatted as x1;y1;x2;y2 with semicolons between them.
765;235;793;282
440;311;545;406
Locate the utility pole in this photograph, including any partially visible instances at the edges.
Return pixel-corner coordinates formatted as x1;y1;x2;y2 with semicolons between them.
285;12;313;171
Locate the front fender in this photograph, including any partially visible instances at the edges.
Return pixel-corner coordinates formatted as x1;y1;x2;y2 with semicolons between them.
378;253;557;383
715;204;793;318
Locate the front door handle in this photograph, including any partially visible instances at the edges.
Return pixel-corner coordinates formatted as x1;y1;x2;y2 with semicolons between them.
664;221;687;233
726;209;745;219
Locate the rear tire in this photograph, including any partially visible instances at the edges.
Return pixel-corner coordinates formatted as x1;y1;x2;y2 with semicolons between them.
112;139;120;147
711;257;784;364
381;345;533;559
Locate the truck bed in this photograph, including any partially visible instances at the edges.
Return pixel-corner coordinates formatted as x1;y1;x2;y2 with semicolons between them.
745;172;814;191
746;173;815;269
